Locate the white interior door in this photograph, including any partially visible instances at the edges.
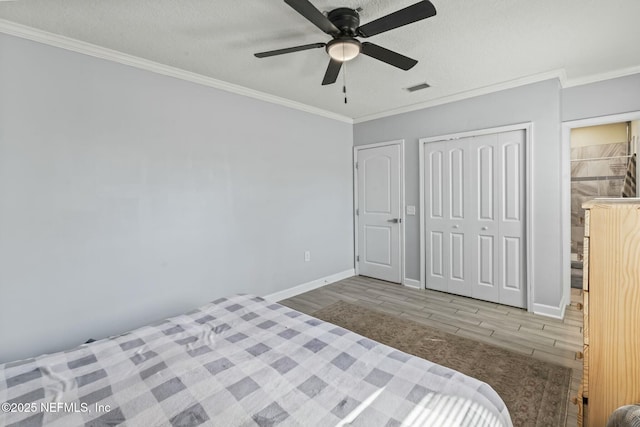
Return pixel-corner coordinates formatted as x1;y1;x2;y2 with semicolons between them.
471;134;500;303
423;139;472;297
496;130;526;307
356;143;402;283
423;129;526;308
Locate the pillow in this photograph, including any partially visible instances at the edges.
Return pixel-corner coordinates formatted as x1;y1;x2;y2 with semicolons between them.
607;405;640;427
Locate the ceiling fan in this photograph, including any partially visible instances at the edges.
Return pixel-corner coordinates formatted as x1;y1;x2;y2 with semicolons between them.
254;0;437;85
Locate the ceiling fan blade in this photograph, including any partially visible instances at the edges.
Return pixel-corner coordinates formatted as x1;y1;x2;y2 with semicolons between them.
284;0;340;35
254;42;326;58
361;42;418;70
322;59;342;85
357;0;437;37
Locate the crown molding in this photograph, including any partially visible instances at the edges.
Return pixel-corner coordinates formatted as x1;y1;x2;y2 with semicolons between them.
354;65;640;123
562;64;640;88
352;70;568;123
2;19;640;126
0;19;354;124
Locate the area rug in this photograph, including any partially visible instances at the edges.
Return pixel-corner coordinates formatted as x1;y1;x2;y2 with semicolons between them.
312;301;571;427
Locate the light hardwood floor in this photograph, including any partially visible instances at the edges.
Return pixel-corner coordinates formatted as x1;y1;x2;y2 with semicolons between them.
279;275;582;427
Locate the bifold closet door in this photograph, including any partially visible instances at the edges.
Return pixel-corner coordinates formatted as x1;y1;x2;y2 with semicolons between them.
424;130;526;308
423;138;473;298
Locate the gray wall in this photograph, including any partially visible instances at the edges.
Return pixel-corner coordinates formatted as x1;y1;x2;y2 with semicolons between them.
562;73;640;121
0;34;354;363
354;80;563;310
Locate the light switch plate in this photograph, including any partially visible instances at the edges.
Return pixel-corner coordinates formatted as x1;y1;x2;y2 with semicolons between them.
406;205;416;215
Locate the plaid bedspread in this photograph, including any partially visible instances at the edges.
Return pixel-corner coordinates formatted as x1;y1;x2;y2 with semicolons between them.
0;294;512;426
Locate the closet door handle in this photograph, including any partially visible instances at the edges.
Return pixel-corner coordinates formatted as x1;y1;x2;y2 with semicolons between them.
453;225;459;229
482;226;488;230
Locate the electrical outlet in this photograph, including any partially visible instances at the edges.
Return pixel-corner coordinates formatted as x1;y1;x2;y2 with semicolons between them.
304;251;311;262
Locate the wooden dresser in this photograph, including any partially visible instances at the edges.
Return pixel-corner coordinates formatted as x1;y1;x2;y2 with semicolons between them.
577;199;640;427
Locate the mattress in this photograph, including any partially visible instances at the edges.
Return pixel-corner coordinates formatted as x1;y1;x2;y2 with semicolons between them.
0;294;513;426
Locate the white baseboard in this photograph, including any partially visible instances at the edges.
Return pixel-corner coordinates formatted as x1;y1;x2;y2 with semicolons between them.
403;278;421;289
532;300;568;319
264;269;355;302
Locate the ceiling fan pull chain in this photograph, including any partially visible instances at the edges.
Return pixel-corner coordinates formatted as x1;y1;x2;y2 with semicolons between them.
255;1;436;89
343;43;348;104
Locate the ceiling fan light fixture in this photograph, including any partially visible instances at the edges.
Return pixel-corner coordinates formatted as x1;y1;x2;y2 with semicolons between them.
326;39;361;62
254;0;437;86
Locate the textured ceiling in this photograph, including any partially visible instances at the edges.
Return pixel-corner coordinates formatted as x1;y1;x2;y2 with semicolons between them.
1;0;640;120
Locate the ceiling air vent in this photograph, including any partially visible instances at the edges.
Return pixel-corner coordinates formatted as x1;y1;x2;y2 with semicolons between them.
405;83;431;92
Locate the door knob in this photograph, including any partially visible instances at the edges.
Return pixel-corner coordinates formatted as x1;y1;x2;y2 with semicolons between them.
482;226;488;230
388;218;402;223
453;225;459;228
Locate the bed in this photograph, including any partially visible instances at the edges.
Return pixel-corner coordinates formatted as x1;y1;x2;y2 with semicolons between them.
0;294;512;426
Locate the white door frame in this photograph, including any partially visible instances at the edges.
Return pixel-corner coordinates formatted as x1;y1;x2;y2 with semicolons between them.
419;123;533;311
561;111;640;307
353;140;406;285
